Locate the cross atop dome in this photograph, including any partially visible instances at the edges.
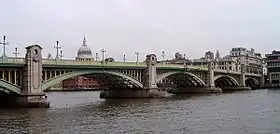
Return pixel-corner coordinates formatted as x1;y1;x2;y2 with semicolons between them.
82;34;87;46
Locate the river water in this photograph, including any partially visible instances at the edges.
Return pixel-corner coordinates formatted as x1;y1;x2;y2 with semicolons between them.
0;89;280;134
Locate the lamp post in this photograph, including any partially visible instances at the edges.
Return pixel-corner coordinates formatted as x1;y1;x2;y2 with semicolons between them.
47;53;52;59
13;47;19;62
123;54;126;63
135;52;139;65
0;36;9;58
13;47;19;58
95;53;99;61
183;53;186;65
184;53;188;70
161;50;165;66
59;50;64;59
100;48;106;65
54;41;61;60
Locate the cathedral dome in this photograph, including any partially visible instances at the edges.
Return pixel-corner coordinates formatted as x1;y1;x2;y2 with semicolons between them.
77;46;93;58
76;35;93;59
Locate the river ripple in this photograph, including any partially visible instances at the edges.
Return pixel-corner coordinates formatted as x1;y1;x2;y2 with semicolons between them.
0;89;280;134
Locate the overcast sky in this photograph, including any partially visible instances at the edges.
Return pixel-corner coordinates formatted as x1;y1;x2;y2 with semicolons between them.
0;0;279;61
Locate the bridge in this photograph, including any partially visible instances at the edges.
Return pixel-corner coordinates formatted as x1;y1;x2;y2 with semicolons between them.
0;44;263;107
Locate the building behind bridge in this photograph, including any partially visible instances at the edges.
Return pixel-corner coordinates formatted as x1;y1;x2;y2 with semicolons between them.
161;52;192;65
265;50;280;87
168;47;264;75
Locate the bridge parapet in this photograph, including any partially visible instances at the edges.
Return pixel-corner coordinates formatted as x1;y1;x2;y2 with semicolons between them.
0;57;24;64
42;58;212;70
214;69;241;74
245;73;262;77
43;59;146;67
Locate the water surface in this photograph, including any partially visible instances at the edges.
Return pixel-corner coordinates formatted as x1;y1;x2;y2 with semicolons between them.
0;90;280;134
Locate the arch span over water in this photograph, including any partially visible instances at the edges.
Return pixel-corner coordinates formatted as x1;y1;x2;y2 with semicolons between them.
156;71;206;87
0;80;21;94
214;75;239;87
245;77;260;87
42;70;143;90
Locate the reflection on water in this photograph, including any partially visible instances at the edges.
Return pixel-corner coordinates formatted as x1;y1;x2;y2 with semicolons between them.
0;90;280;133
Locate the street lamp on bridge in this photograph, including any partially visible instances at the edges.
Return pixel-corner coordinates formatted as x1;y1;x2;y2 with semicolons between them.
161;50;165;66
100;48;106;65
95;53;99;61
0;36;9;58
54;41;61;60
59;50;64;59
123;54;126;63
135;52;139;65
183;53;188;71
13;47;19;58
13;47;19;62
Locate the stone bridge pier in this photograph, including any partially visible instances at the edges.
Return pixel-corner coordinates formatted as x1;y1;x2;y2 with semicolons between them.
205;61;222;92
142;54;165;97
14;45;49;107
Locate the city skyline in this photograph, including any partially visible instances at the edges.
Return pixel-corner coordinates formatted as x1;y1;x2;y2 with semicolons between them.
0;35;267;62
1;0;280;61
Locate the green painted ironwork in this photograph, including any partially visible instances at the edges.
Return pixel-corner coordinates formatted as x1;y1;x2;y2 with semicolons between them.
0;57;24;64
214;75;240;86
42;70;144;90
0;79;21;94
245;77;259;85
156;71;206;86
245;73;262;77
0;57;207;69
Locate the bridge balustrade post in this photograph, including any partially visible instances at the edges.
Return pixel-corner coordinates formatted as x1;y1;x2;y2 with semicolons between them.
17;44;49;108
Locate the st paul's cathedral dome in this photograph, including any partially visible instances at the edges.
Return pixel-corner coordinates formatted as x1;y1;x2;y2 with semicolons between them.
76;35;94;61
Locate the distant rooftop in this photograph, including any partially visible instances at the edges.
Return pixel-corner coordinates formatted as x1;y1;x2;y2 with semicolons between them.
231;47;246;51
272;50;280;54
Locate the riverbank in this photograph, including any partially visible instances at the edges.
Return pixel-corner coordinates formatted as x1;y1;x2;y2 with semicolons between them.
262;84;280;89
44;89;100;92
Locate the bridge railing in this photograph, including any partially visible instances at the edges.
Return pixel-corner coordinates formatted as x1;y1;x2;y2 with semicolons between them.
0;57;238;71
0;57;25;64
42;59;212;70
0;57;207;69
42;59;148;67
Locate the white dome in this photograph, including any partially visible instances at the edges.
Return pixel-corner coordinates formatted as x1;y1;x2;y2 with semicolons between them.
76;35;93;59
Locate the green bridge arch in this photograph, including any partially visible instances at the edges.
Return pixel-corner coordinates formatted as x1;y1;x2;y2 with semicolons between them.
156;71;206;86
214;75;239;86
245;77;260;86
0;79;21;94
42;70;144;90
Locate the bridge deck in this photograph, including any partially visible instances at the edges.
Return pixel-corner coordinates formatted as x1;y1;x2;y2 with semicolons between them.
0;57;262;76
